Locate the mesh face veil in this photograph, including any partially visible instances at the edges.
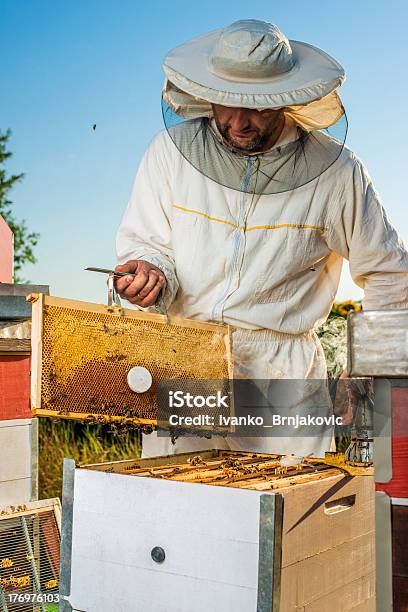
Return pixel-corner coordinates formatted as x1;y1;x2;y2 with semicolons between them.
162;96;348;195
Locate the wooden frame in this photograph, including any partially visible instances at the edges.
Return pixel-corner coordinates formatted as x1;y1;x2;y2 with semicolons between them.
28;293;232;423
0;497;61;534
29;293;44;413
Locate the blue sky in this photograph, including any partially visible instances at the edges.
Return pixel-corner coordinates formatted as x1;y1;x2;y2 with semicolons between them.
1;0;407;304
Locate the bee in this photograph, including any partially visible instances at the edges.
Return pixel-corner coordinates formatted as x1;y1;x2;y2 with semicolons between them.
11;575;30;588
57;408;70;416
44;579;58;589
0;558;13;569
187;456;204;466
122;404;135;418
109;422;118;437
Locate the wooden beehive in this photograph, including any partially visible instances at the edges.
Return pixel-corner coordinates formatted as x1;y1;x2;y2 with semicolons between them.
29;294;232;426
60;451;375;612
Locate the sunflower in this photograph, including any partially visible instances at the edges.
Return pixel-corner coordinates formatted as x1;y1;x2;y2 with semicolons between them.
331;300;362;317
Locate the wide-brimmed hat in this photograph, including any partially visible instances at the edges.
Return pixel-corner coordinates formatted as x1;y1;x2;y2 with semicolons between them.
163;19;346;130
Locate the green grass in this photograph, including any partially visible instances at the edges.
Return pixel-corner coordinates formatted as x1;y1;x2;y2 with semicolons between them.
39;418;141;499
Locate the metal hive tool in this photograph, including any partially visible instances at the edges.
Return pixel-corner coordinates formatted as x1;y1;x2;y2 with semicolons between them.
0;499;61;612
29;294;232;425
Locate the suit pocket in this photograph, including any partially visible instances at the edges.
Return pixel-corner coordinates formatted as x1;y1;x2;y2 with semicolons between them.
253;271;298;303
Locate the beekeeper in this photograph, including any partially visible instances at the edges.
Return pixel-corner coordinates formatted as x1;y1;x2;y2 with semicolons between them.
115;20;408;458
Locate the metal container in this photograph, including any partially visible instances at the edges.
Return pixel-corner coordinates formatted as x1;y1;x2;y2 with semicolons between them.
347;309;408;377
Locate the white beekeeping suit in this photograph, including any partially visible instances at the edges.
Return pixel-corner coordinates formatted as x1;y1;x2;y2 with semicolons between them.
116;20;408;457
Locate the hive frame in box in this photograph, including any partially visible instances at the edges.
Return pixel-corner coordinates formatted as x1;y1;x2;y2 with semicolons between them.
0;498;61;610
29;293;233;427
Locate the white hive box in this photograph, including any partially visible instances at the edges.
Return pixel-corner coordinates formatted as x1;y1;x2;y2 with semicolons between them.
59;451;375;612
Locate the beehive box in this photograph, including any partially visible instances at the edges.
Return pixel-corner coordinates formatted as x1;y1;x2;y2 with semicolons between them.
59;451;375;612
29;294;232;426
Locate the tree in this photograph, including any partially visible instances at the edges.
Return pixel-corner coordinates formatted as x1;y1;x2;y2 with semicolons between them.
0;129;39;283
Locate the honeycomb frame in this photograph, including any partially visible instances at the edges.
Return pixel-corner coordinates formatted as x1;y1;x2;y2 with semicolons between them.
0;498;61;603
29;294;232;425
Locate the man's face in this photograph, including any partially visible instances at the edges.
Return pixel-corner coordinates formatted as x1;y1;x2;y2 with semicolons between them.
211;104;284;153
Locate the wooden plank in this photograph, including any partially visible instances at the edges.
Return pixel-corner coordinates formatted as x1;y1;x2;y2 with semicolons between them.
0;338;31;352
278;472;375;568
302;573;375;612
280;532;375;611
82;449;226;471
350;597;376;612
0;497;59;518
28;292;229;333
33;408;156;426
53;497;62;533
29;293;44;412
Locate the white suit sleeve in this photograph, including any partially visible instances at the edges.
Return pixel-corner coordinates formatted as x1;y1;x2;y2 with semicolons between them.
326;156;408;309
116;133;178;307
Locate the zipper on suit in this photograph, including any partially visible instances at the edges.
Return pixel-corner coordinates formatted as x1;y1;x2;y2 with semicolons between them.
211;157;256;321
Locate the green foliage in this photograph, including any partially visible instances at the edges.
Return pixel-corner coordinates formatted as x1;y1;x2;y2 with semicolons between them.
316;315;348;378
39;418;141;499
0;129;39;282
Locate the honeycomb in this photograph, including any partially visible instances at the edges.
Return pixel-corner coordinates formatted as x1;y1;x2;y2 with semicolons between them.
31;295;231;424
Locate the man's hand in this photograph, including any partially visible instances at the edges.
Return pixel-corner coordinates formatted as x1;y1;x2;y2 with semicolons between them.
114;260;167;307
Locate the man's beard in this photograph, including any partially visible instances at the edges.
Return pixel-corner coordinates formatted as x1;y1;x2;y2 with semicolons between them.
214;119;281;153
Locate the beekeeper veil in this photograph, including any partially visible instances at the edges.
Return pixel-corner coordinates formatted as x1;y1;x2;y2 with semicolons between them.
162;20;348;195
